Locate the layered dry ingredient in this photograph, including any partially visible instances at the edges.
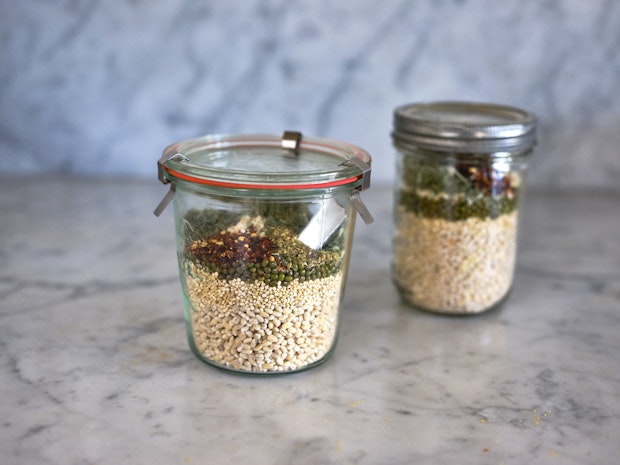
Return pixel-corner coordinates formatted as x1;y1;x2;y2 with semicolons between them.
180;204;346;373
394;157;521;314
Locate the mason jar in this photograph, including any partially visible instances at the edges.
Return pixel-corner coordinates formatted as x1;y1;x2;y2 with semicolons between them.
391;102;537;315
154;132;373;373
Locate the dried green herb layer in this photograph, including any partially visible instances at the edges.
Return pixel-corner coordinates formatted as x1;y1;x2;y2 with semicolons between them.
182;203;313;244
399;157;520;220
398;190;518;220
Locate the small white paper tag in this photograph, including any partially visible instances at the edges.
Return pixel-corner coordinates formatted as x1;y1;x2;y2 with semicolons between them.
298;199;346;250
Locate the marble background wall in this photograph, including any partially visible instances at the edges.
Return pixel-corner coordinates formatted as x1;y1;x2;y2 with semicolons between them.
1;0;619;189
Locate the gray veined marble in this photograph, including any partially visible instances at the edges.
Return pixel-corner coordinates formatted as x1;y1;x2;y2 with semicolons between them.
1;177;619;464
2;1;620;190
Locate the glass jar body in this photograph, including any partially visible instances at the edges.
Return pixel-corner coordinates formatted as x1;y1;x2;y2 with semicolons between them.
392;145;531;315
172;181;357;373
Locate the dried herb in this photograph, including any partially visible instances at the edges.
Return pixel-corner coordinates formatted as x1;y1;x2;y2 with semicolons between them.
455;163;515;197
398;190;518;220
399;156;520;220
182;206;344;286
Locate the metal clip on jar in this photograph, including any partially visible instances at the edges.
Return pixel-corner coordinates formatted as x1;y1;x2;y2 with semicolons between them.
155;132;373;374
391;102;537;315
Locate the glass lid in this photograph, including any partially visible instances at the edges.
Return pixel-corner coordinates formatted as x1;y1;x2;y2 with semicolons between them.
158;132;371;190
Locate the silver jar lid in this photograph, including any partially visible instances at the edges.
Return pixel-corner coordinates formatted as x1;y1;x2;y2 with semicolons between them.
392;101;537;153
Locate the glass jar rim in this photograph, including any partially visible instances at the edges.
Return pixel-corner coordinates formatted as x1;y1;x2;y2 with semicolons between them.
160;133;371;190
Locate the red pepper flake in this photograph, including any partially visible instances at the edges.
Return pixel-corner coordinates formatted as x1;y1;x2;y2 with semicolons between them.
187;225;278;269
456;163;514;197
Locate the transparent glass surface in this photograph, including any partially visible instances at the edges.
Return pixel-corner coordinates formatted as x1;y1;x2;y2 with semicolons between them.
172;185;356;373
392;146;531;315
163;133;370;188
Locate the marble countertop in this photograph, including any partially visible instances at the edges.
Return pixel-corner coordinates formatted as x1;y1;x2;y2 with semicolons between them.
1;177;619;464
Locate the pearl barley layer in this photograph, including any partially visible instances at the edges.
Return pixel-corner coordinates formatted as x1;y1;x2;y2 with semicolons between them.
184;261;342;373
393;209;518;314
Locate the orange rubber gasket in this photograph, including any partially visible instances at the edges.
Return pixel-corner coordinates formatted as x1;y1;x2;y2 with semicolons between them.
164;166;362;190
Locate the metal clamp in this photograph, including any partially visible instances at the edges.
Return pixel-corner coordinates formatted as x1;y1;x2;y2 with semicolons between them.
341;157;373;223
341;157;371;191
154;151;186;216
350;188;374;224
281;130;302;154
348;158;371;191
157;152;187;184
153;183;176;217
